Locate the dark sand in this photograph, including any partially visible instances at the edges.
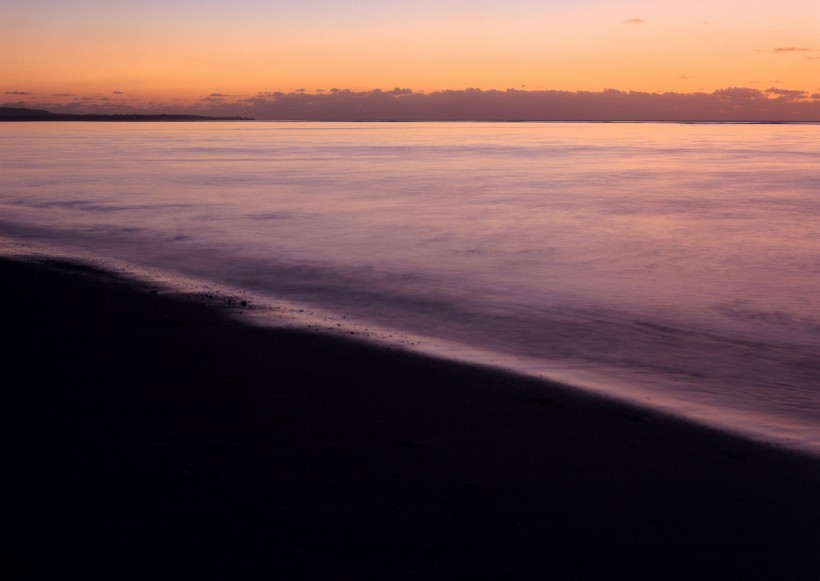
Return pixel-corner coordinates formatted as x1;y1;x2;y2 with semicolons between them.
6;257;818;578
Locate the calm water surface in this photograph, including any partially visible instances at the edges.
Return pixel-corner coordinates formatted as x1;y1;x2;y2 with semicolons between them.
2;121;818;453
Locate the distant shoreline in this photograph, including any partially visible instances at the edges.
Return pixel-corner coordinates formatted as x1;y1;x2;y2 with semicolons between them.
3;106;818;124
0;107;252;122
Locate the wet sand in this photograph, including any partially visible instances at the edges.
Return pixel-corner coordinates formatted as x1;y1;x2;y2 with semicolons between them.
6;257;818;578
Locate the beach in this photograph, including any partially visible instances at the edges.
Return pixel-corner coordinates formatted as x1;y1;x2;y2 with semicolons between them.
6;255;819;578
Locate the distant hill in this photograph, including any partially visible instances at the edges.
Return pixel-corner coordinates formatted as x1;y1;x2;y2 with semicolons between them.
0;107;252;122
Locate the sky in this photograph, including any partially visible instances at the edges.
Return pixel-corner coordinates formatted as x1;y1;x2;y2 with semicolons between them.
2;0;819;119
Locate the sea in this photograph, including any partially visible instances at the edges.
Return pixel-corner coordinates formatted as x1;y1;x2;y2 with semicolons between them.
2;121;818;455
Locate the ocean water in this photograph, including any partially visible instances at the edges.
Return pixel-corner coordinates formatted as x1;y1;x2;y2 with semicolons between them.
2;121;819;454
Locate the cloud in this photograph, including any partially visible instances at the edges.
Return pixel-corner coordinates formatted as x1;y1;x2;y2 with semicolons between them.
112;91;125;94
772;47;811;52
201;93;239;102
212;87;820;122
623;18;646;24
5;91;32;95
53;93;74;97
17;87;820;122
713;87;765;100
765;87;808;100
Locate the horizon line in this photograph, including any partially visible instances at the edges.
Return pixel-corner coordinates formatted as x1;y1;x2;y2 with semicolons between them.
3;106;820;125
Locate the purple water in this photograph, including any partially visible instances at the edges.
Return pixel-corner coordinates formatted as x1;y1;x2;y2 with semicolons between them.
2;121;818;454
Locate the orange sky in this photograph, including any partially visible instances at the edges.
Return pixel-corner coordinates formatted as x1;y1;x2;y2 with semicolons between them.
2;0;818;113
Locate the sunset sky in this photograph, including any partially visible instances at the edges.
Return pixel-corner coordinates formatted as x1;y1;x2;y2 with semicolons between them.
2;0;819;118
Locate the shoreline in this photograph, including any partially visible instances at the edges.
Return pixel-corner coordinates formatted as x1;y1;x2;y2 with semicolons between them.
7;255;819;577
2;108;819;124
6;239;817;456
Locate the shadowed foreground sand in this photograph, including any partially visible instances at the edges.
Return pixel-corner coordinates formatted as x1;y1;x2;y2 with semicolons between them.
6;257;818;578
